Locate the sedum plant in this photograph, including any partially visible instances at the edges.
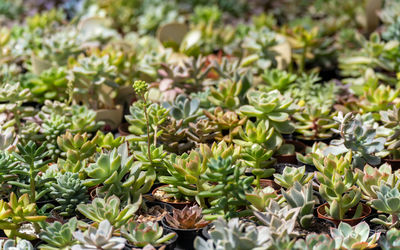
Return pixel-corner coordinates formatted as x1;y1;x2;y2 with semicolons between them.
158;144;211;206
72;220;126;250
57;131;98;174
39;217;78;250
282;182;315;228
260;69;297;93
325;112;386;168
198;157;254;220
194;218;271;250
164;205;210;230
204;107;246;143
234;119;282;149
121;221;176;248
49;172;89;216
370;184;400;228
330;222;380;250
208;79;242;110
293;105;337;140
76;195;141;229
314;153;363;220
240;143;275;188
11;140;51;203
0;193;46;240
273;166;313;189
239;89;298;134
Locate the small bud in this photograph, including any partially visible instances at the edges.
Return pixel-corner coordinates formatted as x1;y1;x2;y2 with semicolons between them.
133;80;149;96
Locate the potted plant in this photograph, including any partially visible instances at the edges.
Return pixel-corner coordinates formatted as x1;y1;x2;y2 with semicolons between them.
162;205;210;250
121;221;177;250
314;153;371;226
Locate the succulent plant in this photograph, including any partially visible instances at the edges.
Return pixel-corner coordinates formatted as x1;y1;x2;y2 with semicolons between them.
282;182;315;228
379;106;400;159
158;144;211;207
294;233;335;250
208;79;242;110
339;32;400;86
164;205;210;229
296;142;328;165
293;105;337;140
121;221;176;248
355;164;394;200
95;131;124;150
273;166;313;189
39;217;78;250
370;184;400;228
69;105;105;134
76;195;141;228
27;66;68;102
238;89;298;134
11;140;52;203
40;114;71;160
245;186;278;212
49;172;88;216
72;220;126;250
314;153;363;220
57;131;98;174
203;107;246;143
83;145;150;201
0;82;32;133
162;94;200;126
0;193;46;240
194;218;272;250
71;54;118;110
325;112;386;168
233;120;282;149
240;143;275;188
330;222;380;250
1;239;34;250
158;119;194;154
254;201;300;238
198;157;254;219
125;102;167;142
260;69;297;93
381;228;400;250
358;85;400;119
186;119;220;144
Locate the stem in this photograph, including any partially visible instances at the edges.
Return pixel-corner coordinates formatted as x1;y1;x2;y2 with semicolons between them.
256;175;260;189
142;95;153;165
153;125;157;146
29;164;35;203
299;44;307;73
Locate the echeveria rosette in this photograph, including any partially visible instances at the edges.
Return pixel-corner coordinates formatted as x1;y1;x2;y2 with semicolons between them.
324;112;386;168
330;222;380;250
239;90;298;134
370;184;400;228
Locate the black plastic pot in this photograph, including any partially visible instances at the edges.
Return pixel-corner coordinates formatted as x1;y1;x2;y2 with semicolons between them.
124;228;178;250
362;214;388;236
161;218;203;250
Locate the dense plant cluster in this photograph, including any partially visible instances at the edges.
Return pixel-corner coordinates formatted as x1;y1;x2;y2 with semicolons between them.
2;0;400;249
